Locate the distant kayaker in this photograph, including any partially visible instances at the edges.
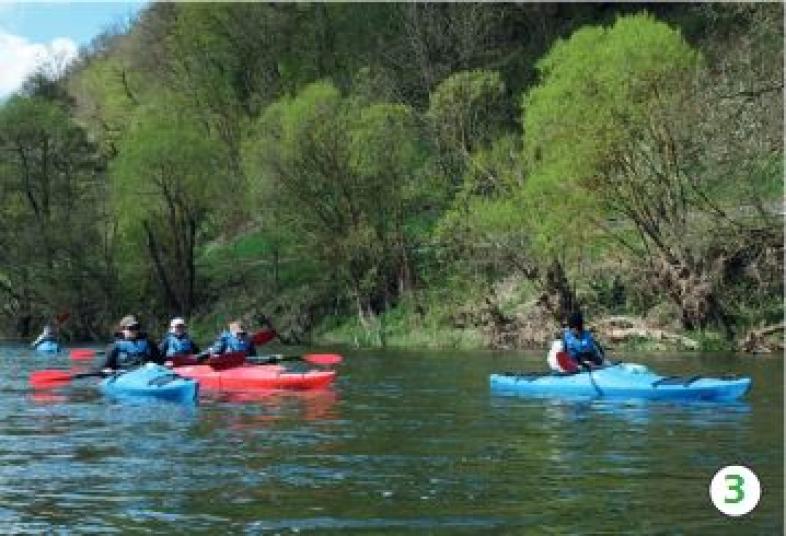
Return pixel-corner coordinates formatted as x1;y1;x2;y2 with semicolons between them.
203;320;257;359
158;317;200;357
100;315;164;371
31;323;58;348
548;311;605;373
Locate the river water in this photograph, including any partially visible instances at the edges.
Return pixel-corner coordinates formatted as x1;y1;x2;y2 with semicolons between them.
0;344;782;533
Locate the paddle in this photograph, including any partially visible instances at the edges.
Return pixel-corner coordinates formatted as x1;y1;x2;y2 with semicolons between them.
251;328;277;346
581;361;604;396
29;369;107;389
249;353;343;366
168;351;247;370
172;352;344;369
556;349;603;395
203;351;247;371
70;348;103;360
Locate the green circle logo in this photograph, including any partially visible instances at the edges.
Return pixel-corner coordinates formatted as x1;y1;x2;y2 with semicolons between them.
709;465;761;517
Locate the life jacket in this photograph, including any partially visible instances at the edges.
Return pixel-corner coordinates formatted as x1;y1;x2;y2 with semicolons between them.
115;337;154;368
163;333;196;357
563;328;597;360
216;331;254;354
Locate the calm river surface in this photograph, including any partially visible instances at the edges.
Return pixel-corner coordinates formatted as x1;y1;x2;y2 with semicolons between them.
1;344;782;534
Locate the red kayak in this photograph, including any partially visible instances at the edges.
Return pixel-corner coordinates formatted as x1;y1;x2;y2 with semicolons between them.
175;364;336;391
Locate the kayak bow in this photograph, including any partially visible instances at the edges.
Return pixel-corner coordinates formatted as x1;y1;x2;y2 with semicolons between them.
99;363;198;404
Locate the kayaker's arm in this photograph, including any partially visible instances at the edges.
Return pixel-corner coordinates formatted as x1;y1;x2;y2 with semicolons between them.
146;338;165;365
97;342;119;371
158;337;170;358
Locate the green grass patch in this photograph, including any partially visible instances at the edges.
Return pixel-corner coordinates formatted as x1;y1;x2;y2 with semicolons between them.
315;294;486;350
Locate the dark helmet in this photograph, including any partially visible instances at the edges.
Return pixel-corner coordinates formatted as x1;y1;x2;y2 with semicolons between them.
567;311;584;330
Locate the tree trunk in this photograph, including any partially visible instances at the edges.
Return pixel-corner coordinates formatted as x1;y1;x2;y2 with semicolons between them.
143;220;181;312
649;255;734;339
538;259;577;323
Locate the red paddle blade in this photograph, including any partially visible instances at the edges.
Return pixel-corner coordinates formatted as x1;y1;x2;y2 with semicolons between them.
30;370;73;388
207;351;246;371
55;311;71;324
251;329;277;346
169;354;199;367
70;349;96;360
302;353;343;366
556;351;578;373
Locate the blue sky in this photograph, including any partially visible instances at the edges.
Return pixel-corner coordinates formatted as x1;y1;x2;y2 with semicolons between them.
0;2;148;46
0;1;148;97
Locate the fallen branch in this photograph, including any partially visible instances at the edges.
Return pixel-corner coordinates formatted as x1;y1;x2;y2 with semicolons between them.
738;322;785;353
603;326;699;350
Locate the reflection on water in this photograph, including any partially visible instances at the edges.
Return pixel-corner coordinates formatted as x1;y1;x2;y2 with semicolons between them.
0;346;782;532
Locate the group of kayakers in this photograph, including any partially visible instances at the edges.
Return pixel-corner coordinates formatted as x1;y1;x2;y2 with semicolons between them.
33;309;603;374
101;315;257;371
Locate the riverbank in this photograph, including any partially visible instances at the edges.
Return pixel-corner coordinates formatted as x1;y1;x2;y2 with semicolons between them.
311;299;784;354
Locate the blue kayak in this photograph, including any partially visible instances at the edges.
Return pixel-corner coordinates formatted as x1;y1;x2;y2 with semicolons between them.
490;363;751;401
34;340;62;354
99;363;199;404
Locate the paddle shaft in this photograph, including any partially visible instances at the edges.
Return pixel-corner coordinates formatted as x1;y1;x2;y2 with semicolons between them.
249;353;343;366
72;371;107;380
249;354;301;364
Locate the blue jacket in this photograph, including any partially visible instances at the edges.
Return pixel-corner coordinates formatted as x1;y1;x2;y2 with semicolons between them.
563;328;603;363
210;331;256;357
159;333;200;357
102;334;163;370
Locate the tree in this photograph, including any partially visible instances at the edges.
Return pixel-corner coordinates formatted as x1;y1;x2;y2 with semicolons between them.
521;13;782;335
0;96;108;337
111;95;227;315
243;82;428;329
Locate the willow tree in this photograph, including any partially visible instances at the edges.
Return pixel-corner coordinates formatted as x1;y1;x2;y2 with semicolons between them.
522;13;782;335
243;81;427;328
111;96;227;316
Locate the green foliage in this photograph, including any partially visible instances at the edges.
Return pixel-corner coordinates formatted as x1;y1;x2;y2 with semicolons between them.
112;97;225;227
316;294;485;349
522;13;702;256
0;3;781;349
428;70;508;154
110;93;228;313
0;96;108;336
244;81;431;321
68;55;140;157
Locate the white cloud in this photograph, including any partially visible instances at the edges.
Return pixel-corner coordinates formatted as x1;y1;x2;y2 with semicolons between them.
0;29;77;98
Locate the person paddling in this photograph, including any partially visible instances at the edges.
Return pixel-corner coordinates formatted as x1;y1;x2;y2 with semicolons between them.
31;323;58;349
99;315;163;371
201;320;257;360
159;317;200;357
548;311;605;373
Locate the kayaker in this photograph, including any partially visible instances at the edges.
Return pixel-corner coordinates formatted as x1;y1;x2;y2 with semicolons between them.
202;320;257;359
31;323;58;349
100;315;164;371
158;317;200;357
562;311;605;370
